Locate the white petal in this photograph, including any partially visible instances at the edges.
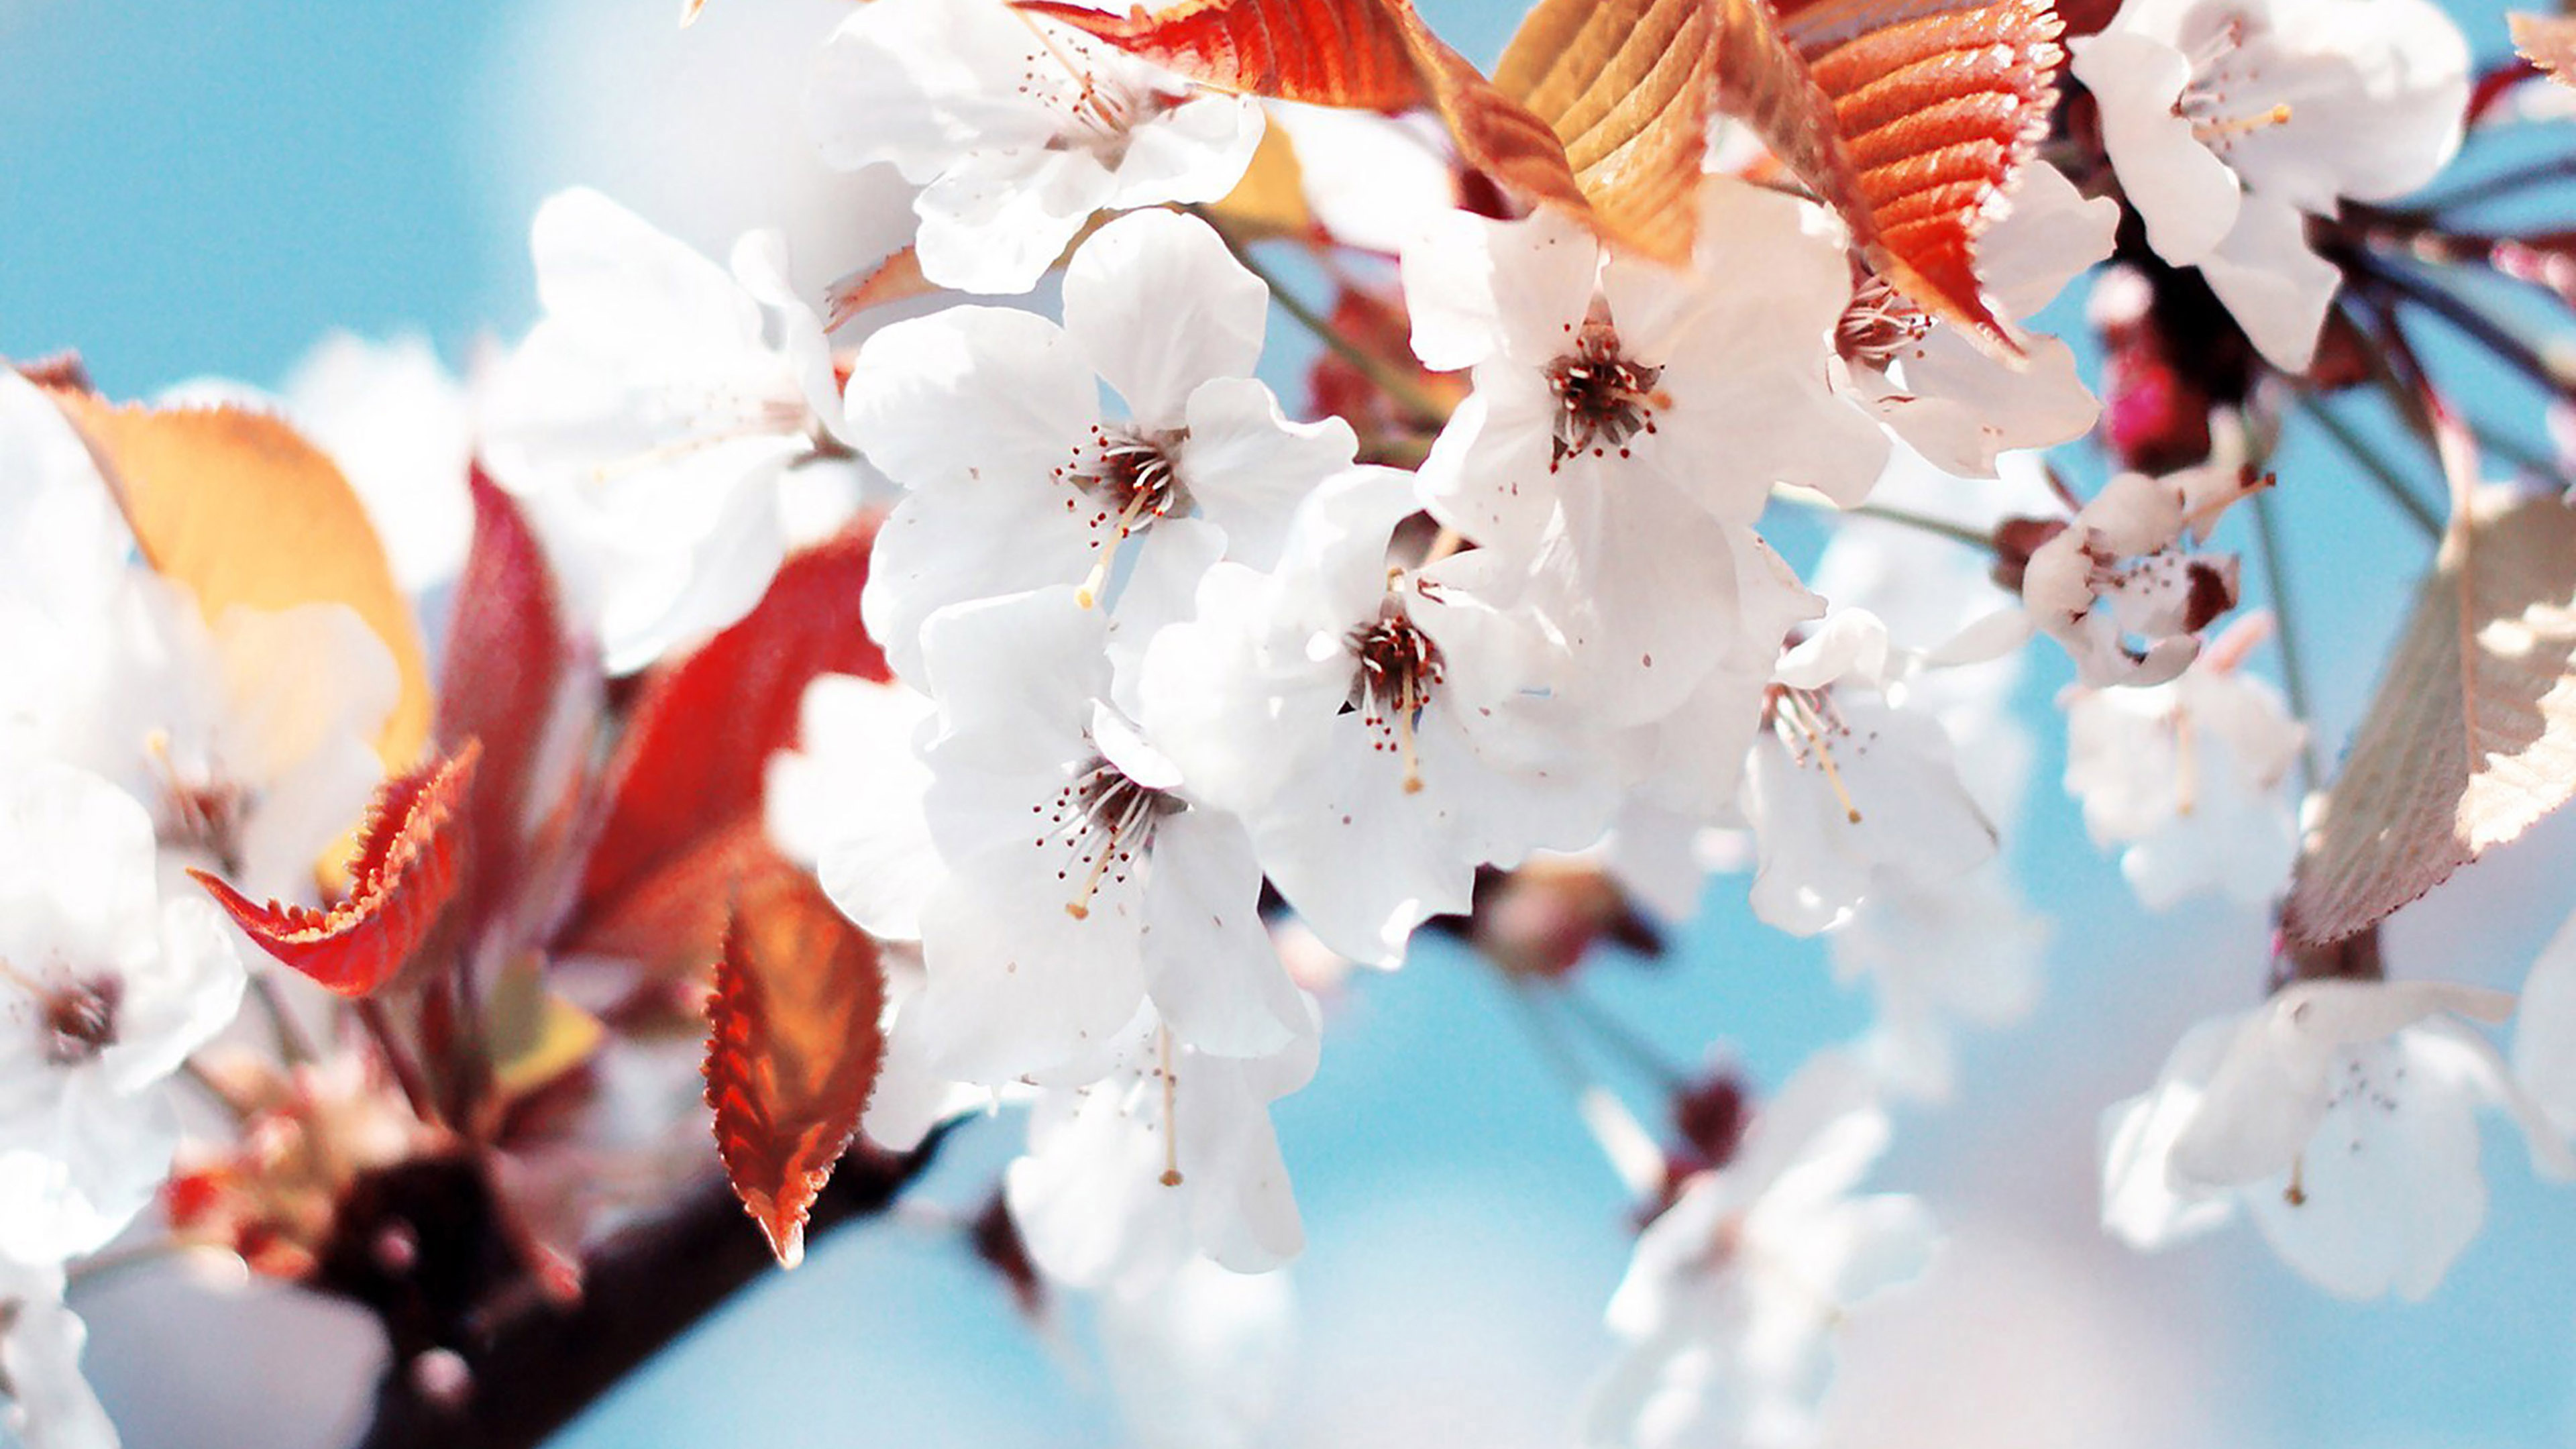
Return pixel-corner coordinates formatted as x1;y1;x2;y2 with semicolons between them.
1065;210;1269;427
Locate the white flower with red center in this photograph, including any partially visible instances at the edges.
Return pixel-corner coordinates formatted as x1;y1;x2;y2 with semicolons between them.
2070;0;2469;370
0;1252;117;1449
1405;178;1889;726
2018;468;2257;687
849;207;1355;687
482;188;857;674
1837;162;2120;478
1007;1000;1316;1289
1138;468;1617;967
827;583;1305;1084
2063;616;2306;908
2102;978;2573;1299
1584;1053;1937;1449
1739;612;1998;936
807;0;1263;296
0;761;244;1263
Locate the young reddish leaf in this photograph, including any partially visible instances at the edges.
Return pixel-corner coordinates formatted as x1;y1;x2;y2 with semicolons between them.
560;523;887;973
702;868;887;1269
1777;0;2063;347
1022;0;1595;222
2283;488;2576;945
191;743;482;997
437;470;588;946
824;248;936;332
44;392;433;769
1020;0;1429;109
2514;13;2576;86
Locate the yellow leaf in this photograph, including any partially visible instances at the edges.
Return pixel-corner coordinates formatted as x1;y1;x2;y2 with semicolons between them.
48;394;431;770
484;953;608;1103
2513;12;2576;85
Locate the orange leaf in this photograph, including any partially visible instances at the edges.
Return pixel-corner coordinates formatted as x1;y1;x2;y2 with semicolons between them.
1778;0;2063;347
2514;13;2576;86
703;868;887;1268
1021;0;1593;221
191;742;481;998
44;393;433;769
560;523;888;973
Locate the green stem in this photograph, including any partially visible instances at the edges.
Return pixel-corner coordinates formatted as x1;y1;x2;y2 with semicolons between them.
1794;496;1996;549
2294;393;2444;541
2248;488;2326;794
1196;211;1454;425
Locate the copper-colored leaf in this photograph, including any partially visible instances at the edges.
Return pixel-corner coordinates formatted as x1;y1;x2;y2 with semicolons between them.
1208;119;1317;241
1022;0;1593;221
1493;0;1723;264
703;869;887;1268
191;743;482;997
560;524;887;972
44;393;433;768
2514;13;2576;85
1020;0;1427;109
437;470;589;947
2283;489;2576;945
1777;0;2063;345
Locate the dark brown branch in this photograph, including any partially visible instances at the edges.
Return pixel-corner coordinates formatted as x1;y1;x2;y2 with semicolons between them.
332;1137;938;1449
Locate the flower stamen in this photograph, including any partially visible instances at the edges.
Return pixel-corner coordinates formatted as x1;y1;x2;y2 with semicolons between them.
1036;757;1179;920
1545;320;1668;471
1347;597;1445;795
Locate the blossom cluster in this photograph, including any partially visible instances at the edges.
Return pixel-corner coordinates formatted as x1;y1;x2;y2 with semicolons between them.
11;0;2576;1442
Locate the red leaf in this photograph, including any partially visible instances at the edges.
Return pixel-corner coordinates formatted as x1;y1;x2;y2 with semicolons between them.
703;868;887;1268
192;743;482;997
1022;0;1595;223
435;470;588;947
560;523;887;971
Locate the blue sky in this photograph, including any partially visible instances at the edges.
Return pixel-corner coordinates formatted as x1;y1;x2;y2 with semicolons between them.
19;1;2576;1446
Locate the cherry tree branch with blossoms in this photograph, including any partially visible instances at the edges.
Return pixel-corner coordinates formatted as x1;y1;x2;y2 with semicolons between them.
11;0;2576;1444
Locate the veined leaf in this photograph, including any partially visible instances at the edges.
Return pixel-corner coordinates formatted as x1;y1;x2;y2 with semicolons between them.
437;470;592;949
2282;488;2576;945
703;868;887;1269
1208;119;1317;241
560;523;888;973
191;743;481;997
1493;0;1724;264
1021;0;1593;220
2514;13;2576;86
1776;0;2063;345
46;393;432;768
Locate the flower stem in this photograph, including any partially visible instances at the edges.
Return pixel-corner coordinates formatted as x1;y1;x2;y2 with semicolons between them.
1843;501;1996;549
1195;210;1454;426
1489;971;1666;1199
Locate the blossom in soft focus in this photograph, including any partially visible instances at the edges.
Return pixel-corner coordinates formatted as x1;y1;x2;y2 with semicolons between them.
806;0;1262;294
482;187;857;674
0;761;244;1263
2100;979;2571;1299
0;1252;116;1449
1585;1054;1937;1449
2063;621;2306;909
2071;0;2471;369
2017;469;2253;687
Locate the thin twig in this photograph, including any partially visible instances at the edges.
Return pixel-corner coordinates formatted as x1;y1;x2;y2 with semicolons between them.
1553;986;1688;1093
358;1000;446;1131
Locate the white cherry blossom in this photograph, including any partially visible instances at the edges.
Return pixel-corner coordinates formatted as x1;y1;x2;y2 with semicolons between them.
2101;979;2573;1299
2512;906;2576;1136
835;584;1303;1083
1739;612;1998;936
2019;468;2253;687
1138;467;1617;966
849;207;1355;686
280;333;476;596
807;0;1263;294
1839;162;2119;478
1007;1000;1317;1289
482;187;857;674
1585;1053;1936;1449
1407;178;1887;724
0;1253;117;1449
0;761;244;1263
1097;1252;1295;1449
0;376;130;763
2071;0;2470;369
2063;620;2306;909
